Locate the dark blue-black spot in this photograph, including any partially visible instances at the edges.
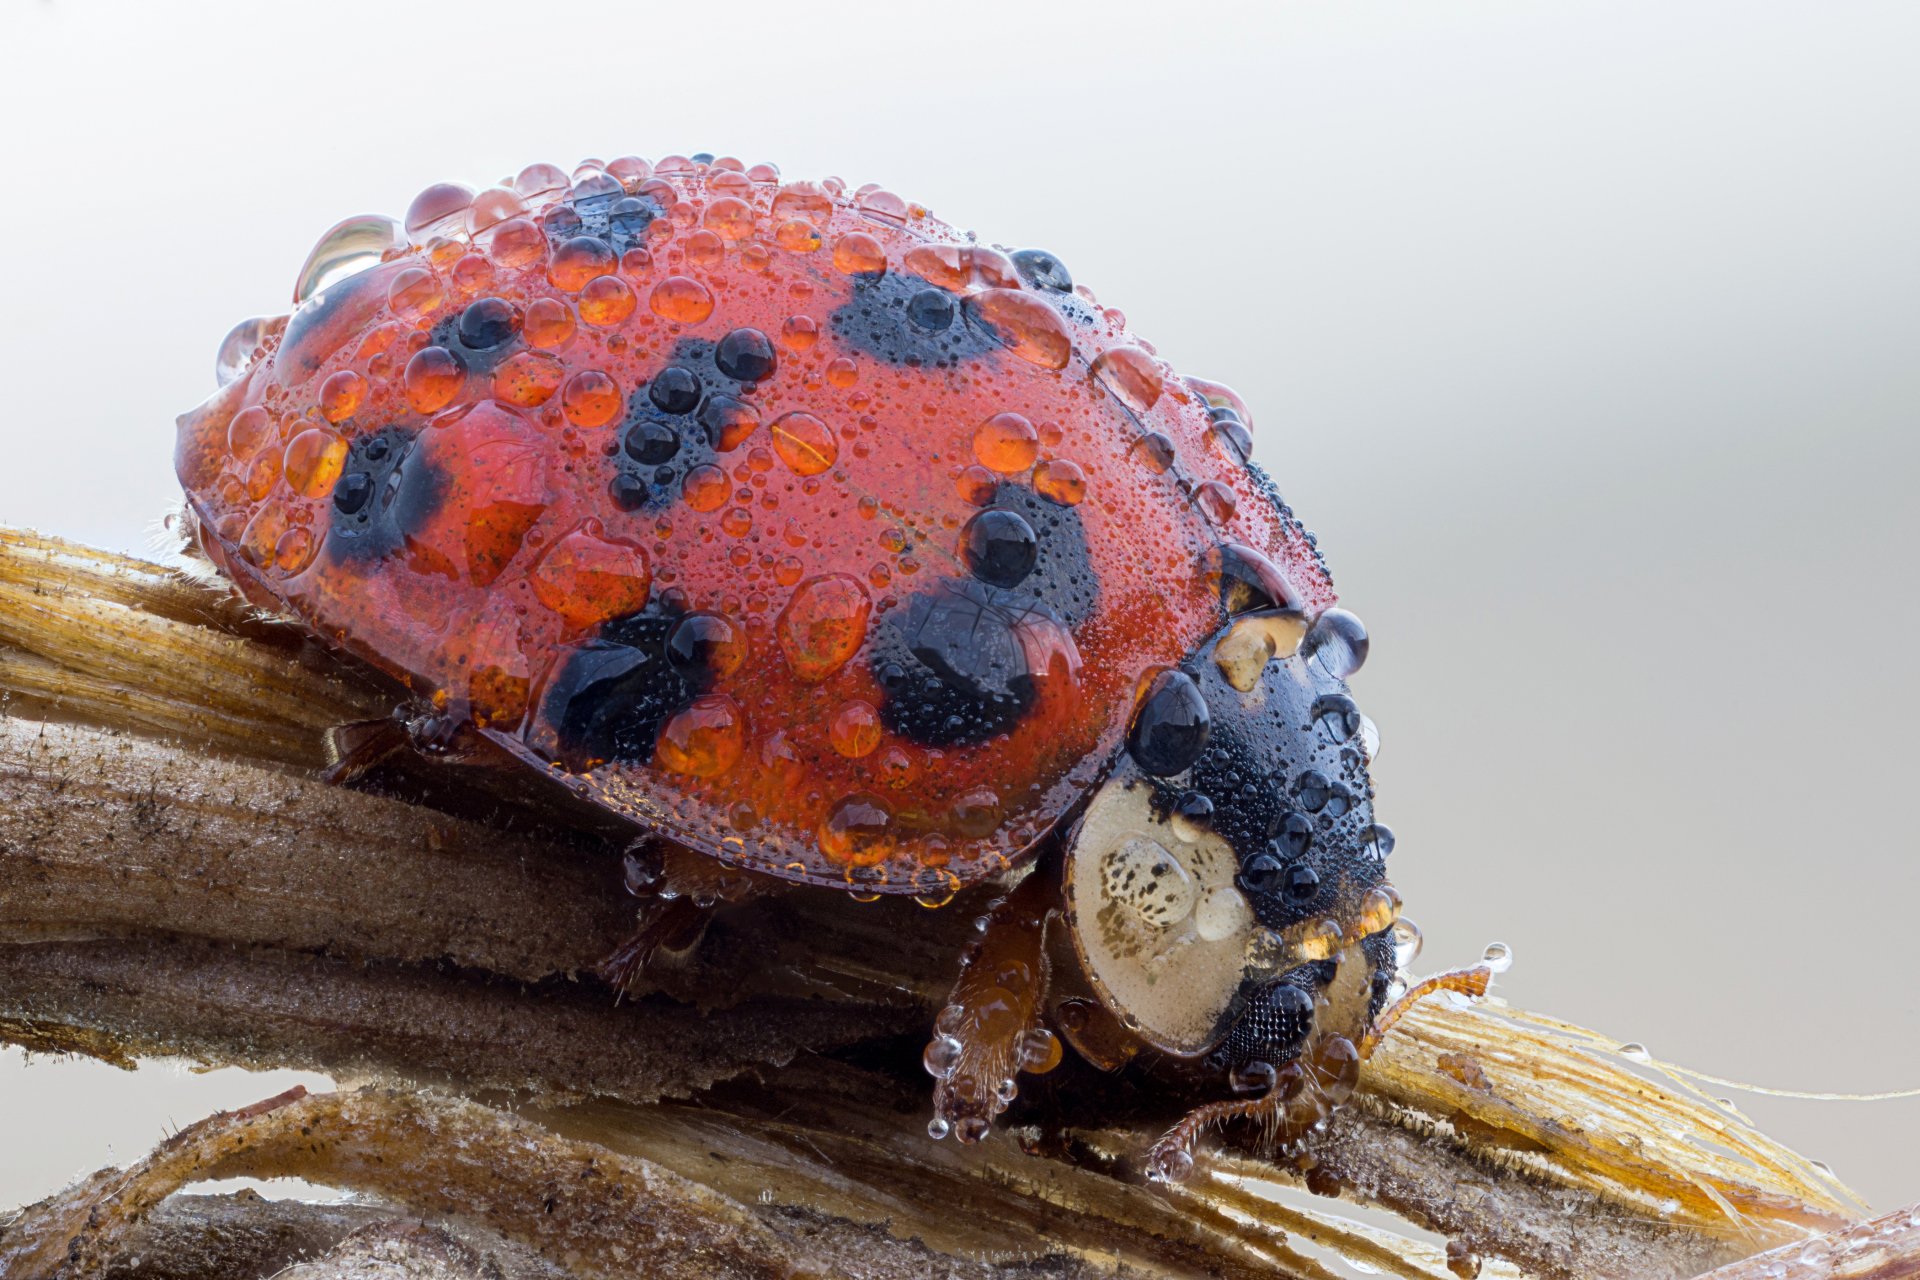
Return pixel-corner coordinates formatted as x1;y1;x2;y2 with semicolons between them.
623;419;681;466
326;426;442;563
870;580;1047;747
1011;249;1072;293
543;602;708;770
828;271;1000;368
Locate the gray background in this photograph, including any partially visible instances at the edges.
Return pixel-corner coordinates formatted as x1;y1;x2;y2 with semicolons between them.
2;0;1914;1213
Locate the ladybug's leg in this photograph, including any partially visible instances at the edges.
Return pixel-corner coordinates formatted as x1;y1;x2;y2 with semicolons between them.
597;842;772;997
321;704;496;786
925;866;1067;1143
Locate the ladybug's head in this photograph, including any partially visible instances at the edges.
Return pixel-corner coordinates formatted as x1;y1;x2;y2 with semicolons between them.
1063;573;1403;1092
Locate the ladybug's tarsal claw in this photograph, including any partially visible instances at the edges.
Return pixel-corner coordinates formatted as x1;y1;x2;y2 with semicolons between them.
926;871;1061;1143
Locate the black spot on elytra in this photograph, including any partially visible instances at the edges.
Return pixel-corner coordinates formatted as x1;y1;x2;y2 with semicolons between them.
326;426;443;563
279;267;389;381
827;270;1001;368
871;482;1095;746
608;336;765;512
542;601;708;769
542;187;663;257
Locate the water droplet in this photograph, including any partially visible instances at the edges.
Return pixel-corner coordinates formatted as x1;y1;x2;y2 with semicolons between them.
531;524;651;629
926;1116;951;1141
1011;248;1072;292
972;412;1038;473
1358;714;1380;761
780;314;819;351
1090;345;1164;412
404;346;467;414
405;182;475;241
964;289;1072;369
214;316;282;388
922;1034;963;1079
1032;458;1087;506
649;274;715;325
777;574;871;682
513;162;570;199
622;845;662;895
906;288;956;331
819;792;895;865
655;693;745;779
457;297;522;349
714;327;777;382
283;427;348;499
547;236;615;293
1148;1146;1195;1183
1193;480;1238;525
522;297;576;350
313;370;362;425
1481;941;1513;973
832;231;887;275
770;410;838;476
684;229;725;270
994;1078;1018;1105
491;351;563;408
577;274;636;327
272;526;317;575
1130;431;1176;473
703;196;756;242
387;267;444;320
961;509;1037;588
1304;608;1370;679
955;1116;989;1144
1354;885;1402;938
682;464;729;512
829;699;883;758
1363;823;1396;860
1619;1042;1652;1063
488;218;547;269
1391;917;1424;970
1128;669;1210;776
465;187;529;238
293;214;404;305
560;370;623;427
1016;1027;1063;1074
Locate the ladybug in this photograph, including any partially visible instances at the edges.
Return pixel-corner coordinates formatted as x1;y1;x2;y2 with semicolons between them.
175;153;1486;1180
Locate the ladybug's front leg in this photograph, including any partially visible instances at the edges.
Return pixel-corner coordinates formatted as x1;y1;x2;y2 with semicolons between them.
598;840;772;997
924;864;1067;1143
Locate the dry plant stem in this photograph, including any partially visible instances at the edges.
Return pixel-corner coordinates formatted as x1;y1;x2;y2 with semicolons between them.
0;526;1904;1280
1692;1202;1920;1279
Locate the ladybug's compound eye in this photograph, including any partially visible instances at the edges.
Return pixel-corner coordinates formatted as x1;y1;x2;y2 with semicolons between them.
1127;670;1210;776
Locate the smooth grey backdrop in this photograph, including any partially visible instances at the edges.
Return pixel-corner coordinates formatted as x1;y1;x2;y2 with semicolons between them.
2;0;1914;1213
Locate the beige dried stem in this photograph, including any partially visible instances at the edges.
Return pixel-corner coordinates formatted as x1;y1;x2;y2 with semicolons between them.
0;526;1911;1280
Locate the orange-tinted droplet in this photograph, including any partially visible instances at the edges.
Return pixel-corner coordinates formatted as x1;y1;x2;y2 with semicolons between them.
777;574;871;682
273;525;317;575
1193;480;1238;525
560;370;623;427
833;232;887;275
530;523;652;629
965;290;1071;369
547;236;615;293
903;244;966;291
955;465;998;506
770;411;838;476
451;253;495;295
404;346;465;414
465;187;528;237
1130;431;1176;474
488;217;547;269
523;297;576;350
404;182;473;239
683;463;730;512
655;693;745;779
283;427;348;499
825;358;858;388
771;181;834;223
388;267;443;320
973;412;1039;473
1033;458;1087;506
775;219;821;252
829;700;883;758
317;370;365;424
245;448;282;500
1090;345;1164;412
227;406;275;459
239;501;288;566
492;351;564;407
668;612;747;677
577;274;636;327
684;229;725;268
703;197;755;241
780;314;819;351
820;793;895;866
650;275;715;324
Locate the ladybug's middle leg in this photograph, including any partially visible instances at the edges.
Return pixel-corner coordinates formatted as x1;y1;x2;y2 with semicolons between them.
597;841;772;997
925;864;1067;1143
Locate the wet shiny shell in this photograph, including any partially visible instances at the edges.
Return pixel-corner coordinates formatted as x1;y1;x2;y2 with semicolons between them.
175;156;1335;894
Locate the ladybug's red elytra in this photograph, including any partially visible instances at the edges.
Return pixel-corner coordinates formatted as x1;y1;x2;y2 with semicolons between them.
176;153;1489;1180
